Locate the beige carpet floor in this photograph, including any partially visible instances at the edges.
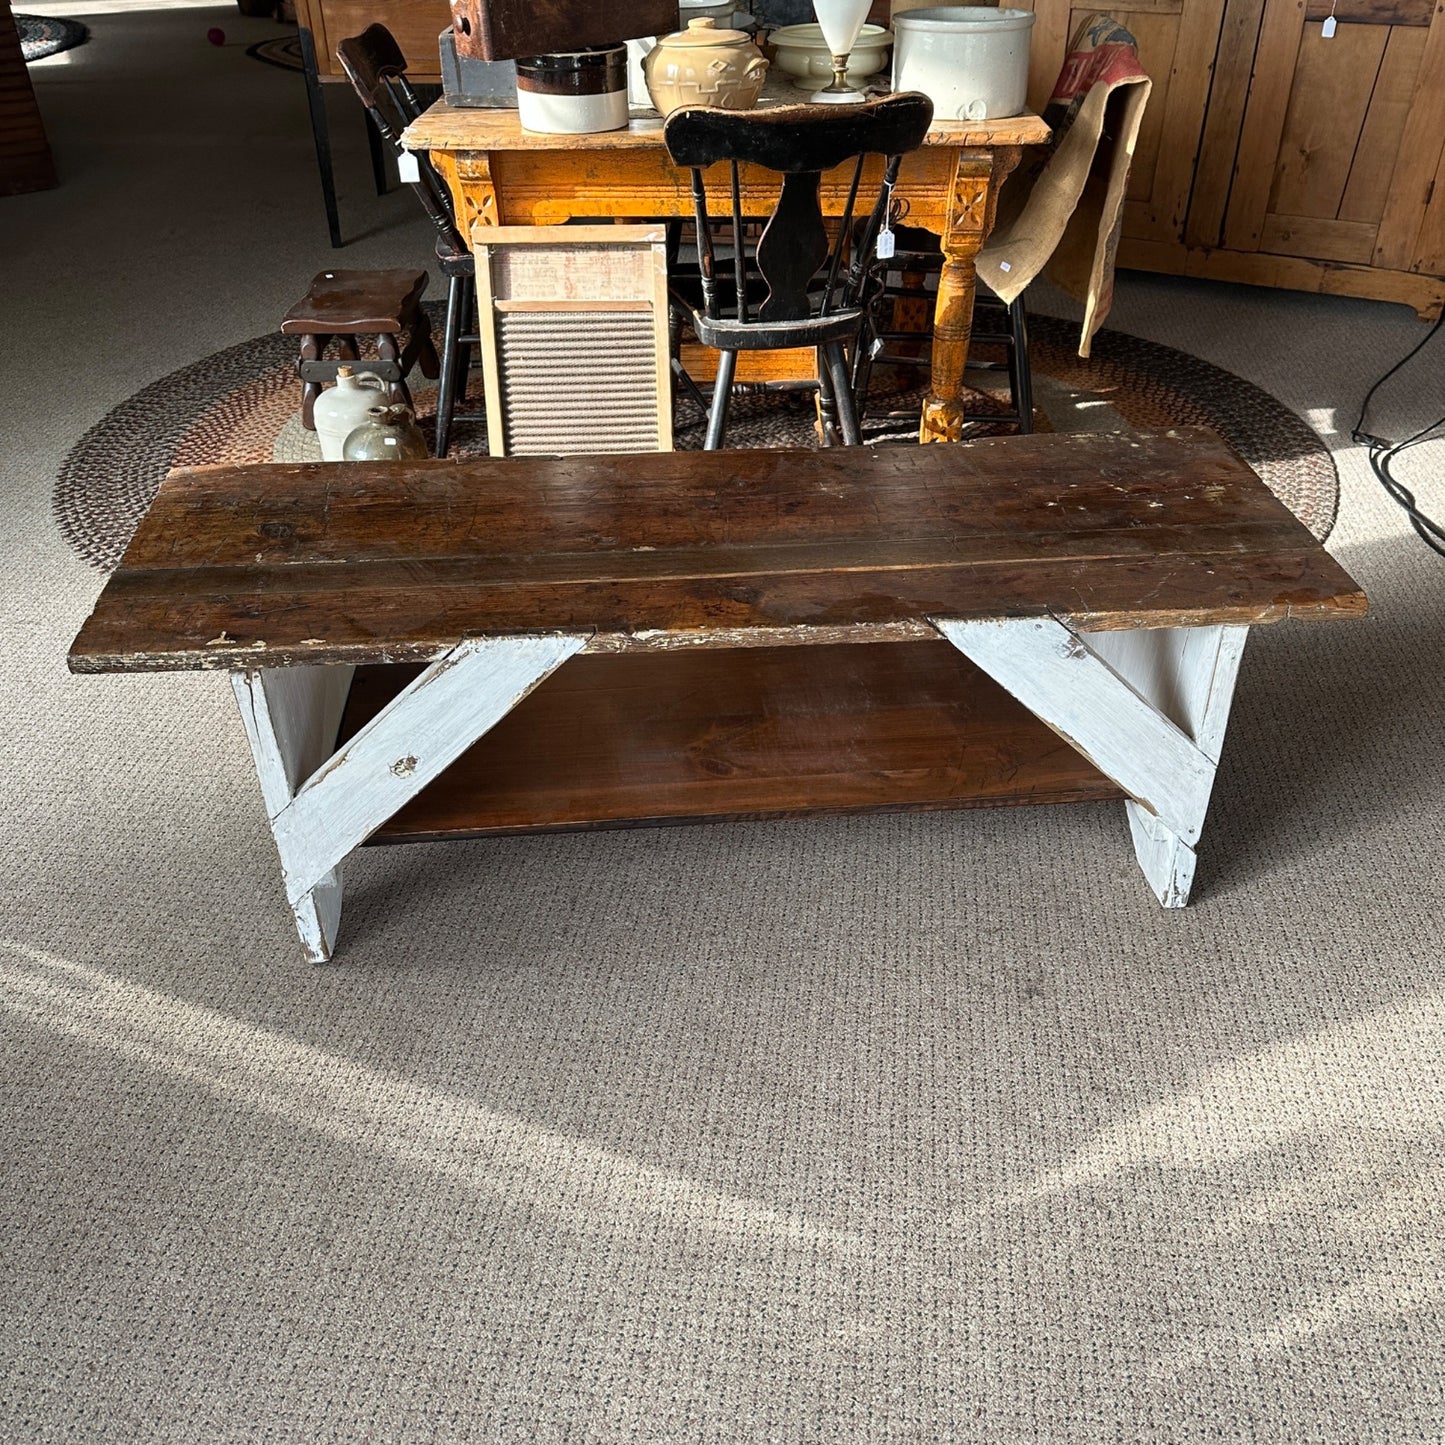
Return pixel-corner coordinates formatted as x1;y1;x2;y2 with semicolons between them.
3;4;1444;1440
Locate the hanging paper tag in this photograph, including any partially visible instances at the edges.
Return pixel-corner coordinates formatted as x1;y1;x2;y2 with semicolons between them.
876;226;895;260
397;150;421;183
1321;14;1337;35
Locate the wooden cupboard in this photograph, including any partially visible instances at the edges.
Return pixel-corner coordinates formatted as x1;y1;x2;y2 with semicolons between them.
296;0;449;79
1014;0;1445;317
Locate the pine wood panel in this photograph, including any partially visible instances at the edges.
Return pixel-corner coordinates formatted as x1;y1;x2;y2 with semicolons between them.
69;429;1366;676
1411;144;1445;272
1338;24;1428;223
1118;232;1445;315
1259;213;1378;262
1303;0;1433;20
1373;0;1445;267
1223;0;1309;251
1267;22;1389;221
1184;0;1268;247
337;642;1125;840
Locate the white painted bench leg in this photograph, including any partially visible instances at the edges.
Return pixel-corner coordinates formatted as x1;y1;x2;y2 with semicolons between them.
232;633;588;960
932;617;1249;907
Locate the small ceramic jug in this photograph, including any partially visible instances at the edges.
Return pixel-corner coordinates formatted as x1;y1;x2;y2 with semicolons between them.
643;17;769;116
313;366;388;461
341;404;429;461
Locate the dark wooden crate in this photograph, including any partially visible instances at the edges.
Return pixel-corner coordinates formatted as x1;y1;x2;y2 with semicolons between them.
448;0;679;61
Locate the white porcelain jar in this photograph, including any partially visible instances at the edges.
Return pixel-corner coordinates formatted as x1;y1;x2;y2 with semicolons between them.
892;6;1036;121
770;22;892;91
313;366;388;461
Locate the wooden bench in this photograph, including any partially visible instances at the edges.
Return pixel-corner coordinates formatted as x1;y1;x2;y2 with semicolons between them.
68;429;1366;961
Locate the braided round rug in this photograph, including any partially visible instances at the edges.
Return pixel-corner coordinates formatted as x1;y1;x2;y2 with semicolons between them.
55;310;1339;572
17;13;89;61
244;34;303;71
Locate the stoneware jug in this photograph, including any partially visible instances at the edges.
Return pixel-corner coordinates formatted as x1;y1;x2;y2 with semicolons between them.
643;17;768;116
313;366;388;461
341;404;429;461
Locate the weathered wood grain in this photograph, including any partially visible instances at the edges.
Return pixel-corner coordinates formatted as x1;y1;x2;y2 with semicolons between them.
68;428;1366;675
336;641;1125;841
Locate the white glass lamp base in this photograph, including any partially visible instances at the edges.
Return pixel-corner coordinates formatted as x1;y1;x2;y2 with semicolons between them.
809;85;868;103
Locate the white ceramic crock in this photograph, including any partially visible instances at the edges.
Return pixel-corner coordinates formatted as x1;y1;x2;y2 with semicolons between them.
515;48;629;134
892;6;1036;120
313;366;387;461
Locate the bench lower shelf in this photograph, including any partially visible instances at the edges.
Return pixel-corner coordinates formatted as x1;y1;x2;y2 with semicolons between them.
336;639;1122;844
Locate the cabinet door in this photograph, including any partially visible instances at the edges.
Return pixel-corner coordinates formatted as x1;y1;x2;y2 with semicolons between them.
1013;0;1228;246
1208;0;1442;267
311;0;452;78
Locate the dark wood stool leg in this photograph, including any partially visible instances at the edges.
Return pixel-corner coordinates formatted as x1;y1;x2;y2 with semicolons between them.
298;333;326;430
377;332;413;412
337;337;360;362
414;308;440;382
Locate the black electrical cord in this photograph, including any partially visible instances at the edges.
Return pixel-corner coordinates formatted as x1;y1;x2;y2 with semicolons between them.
1350;309;1445;556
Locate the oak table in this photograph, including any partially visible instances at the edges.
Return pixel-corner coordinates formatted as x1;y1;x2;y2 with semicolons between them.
69;428;1364;961
401;87;1050;444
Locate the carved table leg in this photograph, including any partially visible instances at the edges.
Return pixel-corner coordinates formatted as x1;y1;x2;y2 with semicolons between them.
921;146;1022;444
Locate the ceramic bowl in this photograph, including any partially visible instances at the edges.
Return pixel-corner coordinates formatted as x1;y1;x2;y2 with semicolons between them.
769;22;892;90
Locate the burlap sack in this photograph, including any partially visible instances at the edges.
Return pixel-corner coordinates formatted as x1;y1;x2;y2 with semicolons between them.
975;14;1151;357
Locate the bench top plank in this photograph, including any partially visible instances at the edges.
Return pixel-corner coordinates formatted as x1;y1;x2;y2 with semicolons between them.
69;428;1366;674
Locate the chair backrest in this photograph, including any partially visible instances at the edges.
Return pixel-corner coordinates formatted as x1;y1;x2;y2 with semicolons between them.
663;92;933;327
335;24;467;253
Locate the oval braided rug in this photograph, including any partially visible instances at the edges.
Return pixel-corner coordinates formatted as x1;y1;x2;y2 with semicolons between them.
55;310;1339;572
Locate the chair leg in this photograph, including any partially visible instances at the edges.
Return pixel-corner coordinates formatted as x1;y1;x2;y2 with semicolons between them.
435;274;465;458
705;350;737;450
824;342;862;446
455;276;476;407
815;344;840;447
1009;293;1033;435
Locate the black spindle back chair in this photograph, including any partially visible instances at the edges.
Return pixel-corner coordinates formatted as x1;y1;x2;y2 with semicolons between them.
663;92;933;449
336;25;481;457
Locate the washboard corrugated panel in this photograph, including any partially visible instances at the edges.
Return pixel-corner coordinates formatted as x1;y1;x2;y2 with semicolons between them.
496;311;664;454
472;224;674;458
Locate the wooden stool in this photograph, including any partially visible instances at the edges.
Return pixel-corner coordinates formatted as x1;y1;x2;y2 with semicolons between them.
281;268;440;430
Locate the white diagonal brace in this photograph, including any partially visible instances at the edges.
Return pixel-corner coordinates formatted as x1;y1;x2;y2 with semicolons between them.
234;665;355;960
271;633;587;906
932;615;1218;846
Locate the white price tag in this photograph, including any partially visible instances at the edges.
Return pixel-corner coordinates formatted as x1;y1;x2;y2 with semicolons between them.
876;226;895;260
398;150;421;183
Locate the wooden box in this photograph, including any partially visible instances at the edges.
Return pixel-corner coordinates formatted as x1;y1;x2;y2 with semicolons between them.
448;0;680;61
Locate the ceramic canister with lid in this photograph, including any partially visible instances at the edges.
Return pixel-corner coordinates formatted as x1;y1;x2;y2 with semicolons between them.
515;47;629;134
892;7;1036;120
643;17;768;117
